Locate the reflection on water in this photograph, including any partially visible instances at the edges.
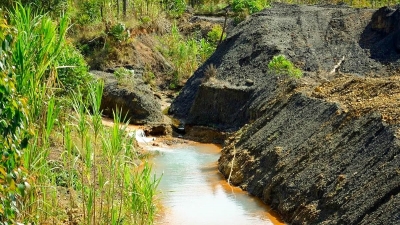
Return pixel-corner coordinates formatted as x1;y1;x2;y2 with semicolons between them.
150;143;285;225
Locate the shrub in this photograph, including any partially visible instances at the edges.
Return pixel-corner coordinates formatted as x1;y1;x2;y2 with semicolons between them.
207;24;226;45
0;19;30;223
110;22;130;42
114;67;133;79
232;0;267;14
268;55;302;78
114;67;136;87
163;0;186;17
231;0;269;24
56;43;91;95
77;0;102;24
157;23;216;89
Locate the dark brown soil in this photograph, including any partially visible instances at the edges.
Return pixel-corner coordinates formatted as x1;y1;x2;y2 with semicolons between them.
170;3;400;225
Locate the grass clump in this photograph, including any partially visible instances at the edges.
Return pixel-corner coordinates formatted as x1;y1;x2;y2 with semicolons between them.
231;0;269;24
157;23;215;89
268;55;302;78
207;24;226;45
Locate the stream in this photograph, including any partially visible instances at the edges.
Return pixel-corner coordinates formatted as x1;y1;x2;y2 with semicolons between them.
145;141;284;225
102;119;284;224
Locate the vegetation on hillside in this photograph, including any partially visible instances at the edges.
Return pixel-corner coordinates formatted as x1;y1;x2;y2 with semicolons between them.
0;3;160;224
0;0;398;223
268;55;302;78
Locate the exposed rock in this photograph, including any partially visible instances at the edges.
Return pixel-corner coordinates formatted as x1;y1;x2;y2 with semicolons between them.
245;79;254;86
144;123;172;136
80;34;173;89
183;125;229;144
91;70;163;124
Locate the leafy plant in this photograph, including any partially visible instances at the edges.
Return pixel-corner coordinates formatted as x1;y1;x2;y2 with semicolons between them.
207;24;226;45
268;55;302;78
56;43;91;95
232;0;267;14
231;0;269;24
158;23;216;90
203;63;217;82
0;18;30;224
113;67;135;85
78;0;102;24
110;22;130;42
163;0;186;17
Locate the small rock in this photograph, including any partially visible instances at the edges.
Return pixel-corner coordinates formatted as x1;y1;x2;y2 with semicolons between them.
245;79;254;86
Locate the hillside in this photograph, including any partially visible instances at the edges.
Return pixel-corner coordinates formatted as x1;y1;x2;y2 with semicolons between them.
170;3;400;224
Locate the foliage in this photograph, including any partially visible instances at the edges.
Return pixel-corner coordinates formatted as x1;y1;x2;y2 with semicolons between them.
114;67;133;79
56;43;91;95
268;55;302;78
163;0;186;17
110;22;130;41
231;0;268;14
113;67;136;87
158;23;216;89
143;66;156;86
0;17;30;224
207;24;226;45
1;4;162;224
0;0;68;15
231;0;269;24
194;2;228;14
203;63;217;82
76;0;102;24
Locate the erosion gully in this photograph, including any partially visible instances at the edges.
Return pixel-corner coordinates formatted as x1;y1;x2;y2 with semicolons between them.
103;118;284;224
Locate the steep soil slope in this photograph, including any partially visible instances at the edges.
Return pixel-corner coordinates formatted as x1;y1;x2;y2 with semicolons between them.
171;3;400;224
170;3;400;130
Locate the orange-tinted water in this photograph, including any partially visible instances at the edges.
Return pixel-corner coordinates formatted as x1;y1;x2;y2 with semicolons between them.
101;118;284;224
149;143;285;225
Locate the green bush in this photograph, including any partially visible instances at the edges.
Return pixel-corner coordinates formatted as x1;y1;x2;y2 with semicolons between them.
268;55;302;78
207;24;226;45
231;0;268;24
56;43;91;95
0;15;30;224
163;0;186;17
232;0;267;14
77;0;102;24
158;23;216;89
110;22;130;42
114;67;133;79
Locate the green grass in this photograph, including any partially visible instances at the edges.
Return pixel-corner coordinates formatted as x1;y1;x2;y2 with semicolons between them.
0;3;161;224
157;23;215;89
268;55;302;78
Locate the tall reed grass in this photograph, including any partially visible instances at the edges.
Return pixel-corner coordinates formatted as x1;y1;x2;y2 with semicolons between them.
1;3;161;224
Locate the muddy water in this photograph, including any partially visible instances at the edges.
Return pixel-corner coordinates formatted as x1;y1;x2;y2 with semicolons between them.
149;142;285;225
101;118;283;224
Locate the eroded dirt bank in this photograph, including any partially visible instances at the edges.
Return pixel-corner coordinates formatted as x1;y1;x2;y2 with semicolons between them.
170;3;400;225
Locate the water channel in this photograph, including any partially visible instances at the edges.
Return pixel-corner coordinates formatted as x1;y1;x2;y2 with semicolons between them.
102;119;284;224
145;141;284;225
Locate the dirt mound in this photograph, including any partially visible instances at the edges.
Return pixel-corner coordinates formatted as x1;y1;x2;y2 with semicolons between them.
310;75;400;124
170;3;400;224
91;70;163;124
170;3;400;128
80;35;173;88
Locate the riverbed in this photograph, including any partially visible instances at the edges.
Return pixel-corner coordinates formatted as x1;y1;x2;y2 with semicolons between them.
102;118;283;224
146;141;284;225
